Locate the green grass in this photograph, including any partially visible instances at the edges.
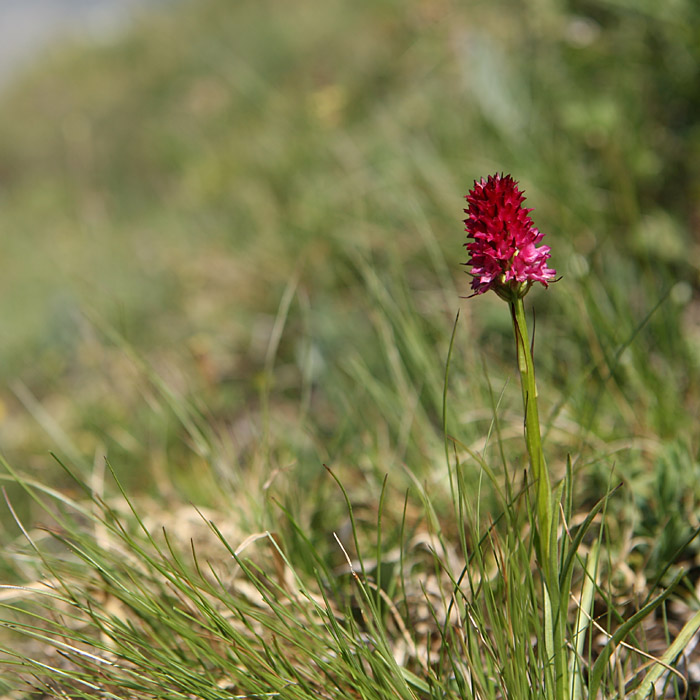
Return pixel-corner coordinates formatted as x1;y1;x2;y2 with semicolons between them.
2;0;700;697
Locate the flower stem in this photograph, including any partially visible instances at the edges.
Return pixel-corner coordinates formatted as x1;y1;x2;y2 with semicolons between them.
511;300;570;700
510;297;552;574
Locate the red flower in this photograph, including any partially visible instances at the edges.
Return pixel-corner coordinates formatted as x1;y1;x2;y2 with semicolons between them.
464;174;555;300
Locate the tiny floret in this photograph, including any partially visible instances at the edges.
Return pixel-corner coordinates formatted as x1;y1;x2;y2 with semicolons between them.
464;174;556;300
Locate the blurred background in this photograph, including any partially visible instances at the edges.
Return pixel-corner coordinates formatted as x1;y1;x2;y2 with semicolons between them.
0;0;173;86
0;0;699;537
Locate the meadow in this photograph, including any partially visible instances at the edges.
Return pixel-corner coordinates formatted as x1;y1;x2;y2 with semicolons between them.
1;0;700;697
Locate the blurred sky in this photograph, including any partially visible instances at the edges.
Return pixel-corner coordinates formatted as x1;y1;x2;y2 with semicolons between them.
0;0;175;88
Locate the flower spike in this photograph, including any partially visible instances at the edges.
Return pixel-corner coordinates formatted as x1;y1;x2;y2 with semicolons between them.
464;173;555;301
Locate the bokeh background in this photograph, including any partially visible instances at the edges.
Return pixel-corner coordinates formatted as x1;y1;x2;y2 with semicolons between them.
1;0;699;554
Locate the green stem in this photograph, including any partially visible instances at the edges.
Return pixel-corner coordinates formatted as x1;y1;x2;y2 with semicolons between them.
510;298;552;573
509;297;570;700
511;298;568;699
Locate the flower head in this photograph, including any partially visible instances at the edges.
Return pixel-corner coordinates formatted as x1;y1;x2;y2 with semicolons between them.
464;173;555;301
